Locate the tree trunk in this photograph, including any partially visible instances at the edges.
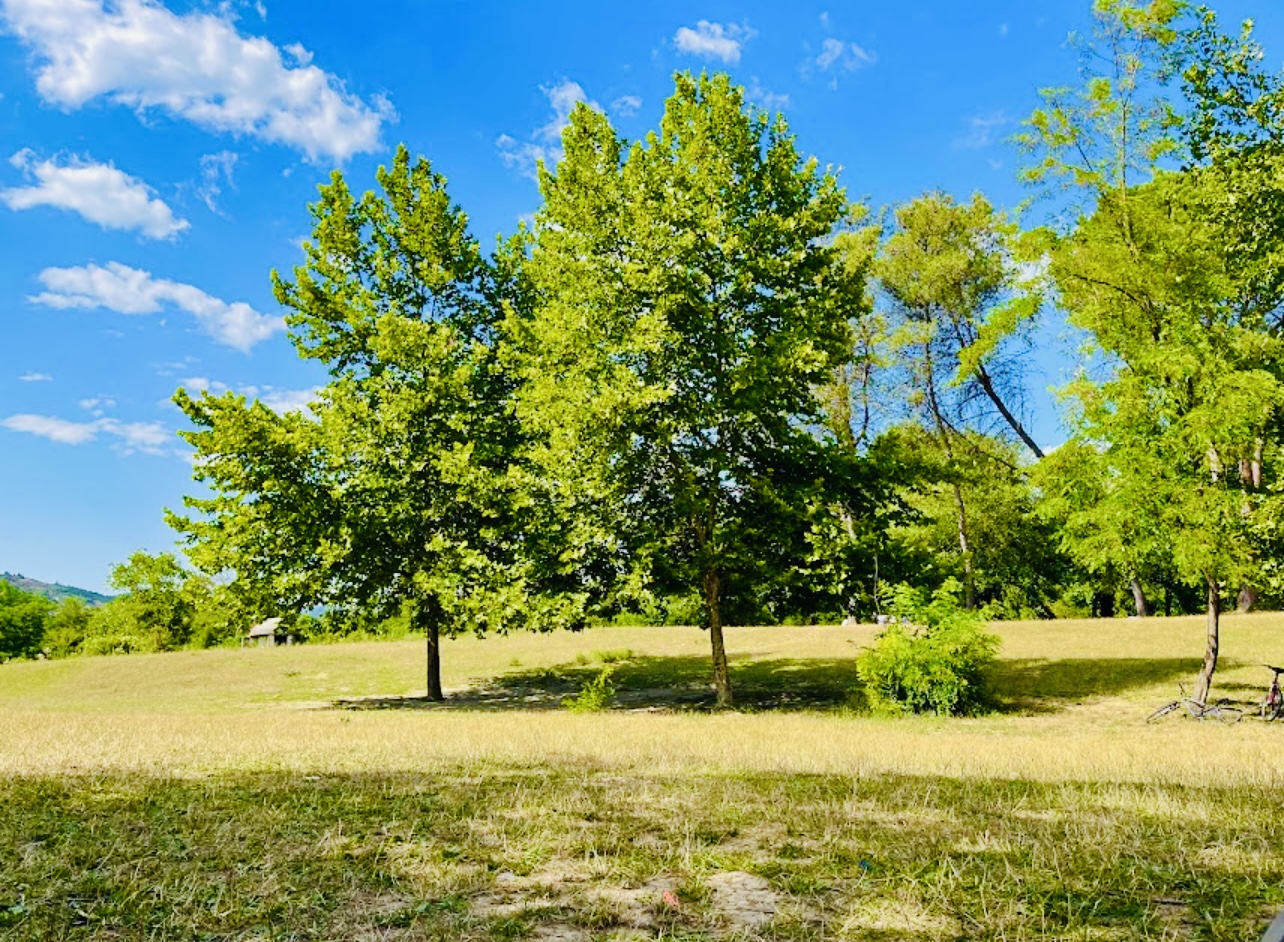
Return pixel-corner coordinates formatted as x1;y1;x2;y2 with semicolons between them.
974;364;1044;459
1237;586;1258;613
951;482;977;610
1193;579;1220;706
703;568;732;707
1130;577;1149;618
1095;589;1116;619
415;597;444;702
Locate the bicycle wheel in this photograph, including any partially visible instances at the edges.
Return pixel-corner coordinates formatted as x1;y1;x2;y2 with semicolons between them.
1205;705;1243;724
1147;701;1181;723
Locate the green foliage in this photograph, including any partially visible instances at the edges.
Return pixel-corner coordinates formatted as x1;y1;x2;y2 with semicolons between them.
171;145;566;697
105;551;199;651
564;664;617;713
856;580;1000;716
0;581;52;660
515;71;882;703
42;598;92;658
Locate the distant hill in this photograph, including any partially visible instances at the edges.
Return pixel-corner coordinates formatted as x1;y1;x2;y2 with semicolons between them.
0;572;114;606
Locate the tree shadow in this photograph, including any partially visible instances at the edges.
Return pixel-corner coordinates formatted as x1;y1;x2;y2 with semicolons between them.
334;653;1227;716
335;655;864;713
992;657;1204;713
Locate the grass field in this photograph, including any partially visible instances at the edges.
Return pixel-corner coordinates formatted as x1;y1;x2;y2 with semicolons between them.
2;615;1283;939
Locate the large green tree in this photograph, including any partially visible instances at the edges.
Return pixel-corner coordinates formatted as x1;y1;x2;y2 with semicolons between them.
872;193;1046;608
1022;0;1284;703
512;73;871;706
172;147;548;700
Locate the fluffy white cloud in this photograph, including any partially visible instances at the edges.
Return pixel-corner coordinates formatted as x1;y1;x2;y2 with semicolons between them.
195;150;237;213
18;371;51;381
815;37;876;79
0;0;393;161
674;21;754;64
498;79;595;179
1;413;170;453
180;376;317;415
30;261;284;352
610;94;642;118
2;148;188;239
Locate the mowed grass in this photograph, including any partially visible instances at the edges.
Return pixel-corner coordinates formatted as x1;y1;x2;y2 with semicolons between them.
2;615;1283;939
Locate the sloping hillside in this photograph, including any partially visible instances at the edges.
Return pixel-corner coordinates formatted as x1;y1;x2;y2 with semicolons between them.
0;572;113;606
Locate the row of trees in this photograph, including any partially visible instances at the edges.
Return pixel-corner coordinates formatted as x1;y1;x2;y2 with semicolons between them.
0;553;238;660
159;1;1284;707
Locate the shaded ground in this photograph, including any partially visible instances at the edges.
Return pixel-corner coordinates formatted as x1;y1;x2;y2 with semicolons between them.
337;654;862;713
336;653;1216;716
1;767;1281;940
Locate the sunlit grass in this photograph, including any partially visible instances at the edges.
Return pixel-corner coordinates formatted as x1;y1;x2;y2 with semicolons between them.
3;614;1284;939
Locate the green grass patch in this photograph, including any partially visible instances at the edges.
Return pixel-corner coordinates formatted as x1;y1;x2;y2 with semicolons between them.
5;616;1284;938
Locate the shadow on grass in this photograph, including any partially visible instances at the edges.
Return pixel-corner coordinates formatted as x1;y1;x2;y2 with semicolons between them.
334;653;1220;715
338;655;864;713
2;769;1281;941
993;657;1198;713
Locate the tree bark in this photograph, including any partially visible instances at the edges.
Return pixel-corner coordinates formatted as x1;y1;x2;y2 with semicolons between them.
1193;579;1220;706
974;364;1045;459
415;597;444;702
703;568;732;707
952;482;977;610
1130;577;1149;617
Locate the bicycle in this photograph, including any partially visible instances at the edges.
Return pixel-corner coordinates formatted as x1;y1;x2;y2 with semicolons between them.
1146;683;1243;723
1261;665;1284;721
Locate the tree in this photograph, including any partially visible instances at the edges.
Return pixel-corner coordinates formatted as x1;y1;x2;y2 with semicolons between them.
876;192;1046;458
873;193;1046;608
43;597;93;658
173;147;547;700
513;73;869;706
1021;1;1284;703
0;581;52;659
879;425;1069;618
104;551;198;651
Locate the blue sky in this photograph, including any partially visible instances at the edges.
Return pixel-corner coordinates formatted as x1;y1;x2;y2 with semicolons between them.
1;0;1281;592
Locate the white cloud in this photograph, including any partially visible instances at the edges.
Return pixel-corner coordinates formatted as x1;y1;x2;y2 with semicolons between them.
498;79;596;179
78;396;116;416
0;0;393;161
610;94;641;118
180;376;316;414
30;261;284;352
195;150;237;213
746;78;789;111
2;148;188;239
673;20;754;64
814;37;876;85
956;111;1011;149
1;413;170;453
18;371;51;381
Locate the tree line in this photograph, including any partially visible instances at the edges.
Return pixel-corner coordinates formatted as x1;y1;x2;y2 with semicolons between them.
9;2;1284;711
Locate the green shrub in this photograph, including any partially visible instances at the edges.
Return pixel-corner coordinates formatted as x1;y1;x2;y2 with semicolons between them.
856;580;999;717
565;665;617;713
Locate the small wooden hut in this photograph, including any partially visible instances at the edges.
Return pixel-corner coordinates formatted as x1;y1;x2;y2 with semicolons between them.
245;617;291;647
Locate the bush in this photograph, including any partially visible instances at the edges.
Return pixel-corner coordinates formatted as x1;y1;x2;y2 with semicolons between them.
565;665;617;713
856;580;999;717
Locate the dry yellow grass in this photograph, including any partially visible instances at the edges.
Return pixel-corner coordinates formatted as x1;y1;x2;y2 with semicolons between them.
2;613;1281;787
5;615;1284;940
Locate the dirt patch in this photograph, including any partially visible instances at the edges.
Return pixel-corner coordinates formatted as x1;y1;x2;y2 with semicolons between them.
707;871;778;929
